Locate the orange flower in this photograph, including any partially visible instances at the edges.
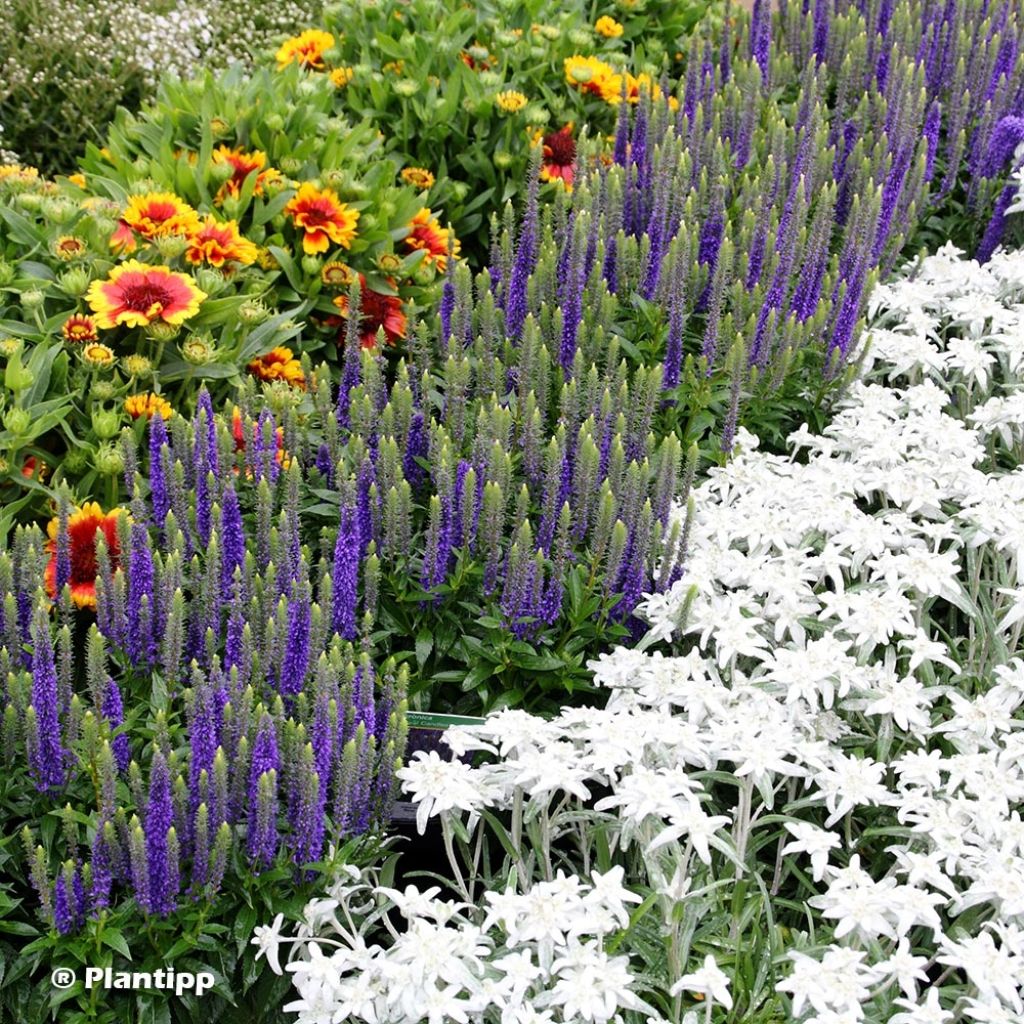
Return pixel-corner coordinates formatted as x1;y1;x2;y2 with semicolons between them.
539;125;577;188
45;502;124;609
404;208;459;272
276;29;335;69
185;216;259;267
400;167;436;190
247;346;306;389
331;274;407;349
124;393;173;420
284;183;359;255
62;314;99;343
86;261;207;329
110;192;201;253
21;455;48;480
211;145;282;202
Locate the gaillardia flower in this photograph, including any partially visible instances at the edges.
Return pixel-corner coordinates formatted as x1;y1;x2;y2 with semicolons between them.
332;274;407;349
329;67;354;87
86;262;207;329
404;208;459;272
211;146;282;202
496;90;528;113
185;216;259;268
124;393;173;420
400;167;435;190
81;343;115;368
62;314;98;343
284;183;360;255
322;261;355;288
45;502;124;608
564;55;623;104
540;125;577;188
110;192;201;252
247;347;306;389
53;235;87;261
595;15;624;38
276;29;335;69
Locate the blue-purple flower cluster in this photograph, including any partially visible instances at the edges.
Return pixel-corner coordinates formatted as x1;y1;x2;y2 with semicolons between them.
480;0;1024;453
1;407;407;930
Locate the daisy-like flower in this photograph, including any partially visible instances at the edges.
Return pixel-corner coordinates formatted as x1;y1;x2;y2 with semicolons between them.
53;235;87;261
81;342;115;368
284;183;360;255
0;164;39;186
124;393;173;420
62;314;98;343
668;954;733;1010
404;208;459;272
540;125;577;188
624;72;678;109
331;274;407;348
45;502;124;608
564;56;623;104
329;66;354;87
321;261;355;288
276;29;335;70
496;90;528;113
86;262;207;329
401;167;436;190
211;146;282;203
185;216;259;268
67;173;86;189
110;192;201;252
595;15;624;37
247;346;306;389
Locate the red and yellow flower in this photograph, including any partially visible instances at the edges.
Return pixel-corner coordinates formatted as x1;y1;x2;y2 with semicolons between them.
624;72;679;109
284;183;359;255
331;274;407;349
185;216;259;268
110;192;201;252
539;124;577;188
124;393;173;420
231;406;288;469
404;208;459;272
53;235;87;261
45;502;124;609
62;314;99;343
211;145;282;202
247;346;306;389
321;261;355;288
276;29;335;69
86;261;207;329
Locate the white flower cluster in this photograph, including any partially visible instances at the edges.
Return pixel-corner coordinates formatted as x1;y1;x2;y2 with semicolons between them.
253;866;654;1024
266;243;1024;1023
1006;141;1024;217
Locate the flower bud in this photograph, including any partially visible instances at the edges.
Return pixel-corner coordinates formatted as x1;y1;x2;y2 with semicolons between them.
93;444;125;476
209;117;231;138
194;268;226;295
264;113;285;133
238;299;270;325
0;261;14;286
377;252;402;273
122;354;153;377
301;255;323;277
90;379;116;400
41;198;75;224
81;342;116;369
394;78;418;97
181;336;216;365
154;234;189;260
209;159;235;184
0;336;19;357
92;408;122;440
20;289;45;310
412;263;436;286
62;448;89;474
15;192;43;212
450;181;470;201
3;408;32;435
568;29;591;47
145;320;181;343
494;151;515;169
279;157;303;176
58;268;90;297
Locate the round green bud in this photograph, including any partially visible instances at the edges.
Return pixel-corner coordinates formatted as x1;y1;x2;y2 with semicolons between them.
20;289;46;310
93;444;125;475
58;268;90;297
145;320;181;343
92;409;121;439
3;408;31;435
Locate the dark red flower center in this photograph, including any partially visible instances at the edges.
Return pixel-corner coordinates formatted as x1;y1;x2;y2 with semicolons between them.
544;128;576;166
122;282;175;312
